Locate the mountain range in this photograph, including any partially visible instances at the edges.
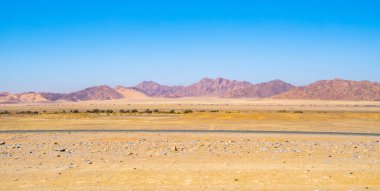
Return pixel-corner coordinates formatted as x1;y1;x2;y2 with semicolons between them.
134;78;295;98
1;78;379;103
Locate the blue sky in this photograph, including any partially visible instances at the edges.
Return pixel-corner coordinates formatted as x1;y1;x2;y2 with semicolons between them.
1;0;380;93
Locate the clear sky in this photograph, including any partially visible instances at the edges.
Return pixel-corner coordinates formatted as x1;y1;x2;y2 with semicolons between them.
1;0;380;93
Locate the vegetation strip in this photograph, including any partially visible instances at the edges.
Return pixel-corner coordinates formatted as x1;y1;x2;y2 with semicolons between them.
0;129;379;136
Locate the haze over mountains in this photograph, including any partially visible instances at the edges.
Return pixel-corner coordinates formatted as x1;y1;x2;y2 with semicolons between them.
1;78;380;104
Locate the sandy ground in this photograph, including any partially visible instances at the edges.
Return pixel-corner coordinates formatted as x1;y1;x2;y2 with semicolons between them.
1;99;380;190
0;132;379;190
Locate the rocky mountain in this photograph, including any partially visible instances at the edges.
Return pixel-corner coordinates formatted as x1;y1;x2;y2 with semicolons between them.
40;93;66;101
114;86;150;99
274;79;380;101
182;78;253;98
134;81;185;98
62;85;123;101
134;78;295;98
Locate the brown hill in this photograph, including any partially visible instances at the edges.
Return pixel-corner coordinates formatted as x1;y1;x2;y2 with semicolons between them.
114;86;150;100
62;85;123;101
274;79;380;101
0;92;50;104
134;78;295;98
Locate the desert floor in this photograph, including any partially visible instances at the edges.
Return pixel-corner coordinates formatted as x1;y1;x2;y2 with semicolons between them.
0;99;380;190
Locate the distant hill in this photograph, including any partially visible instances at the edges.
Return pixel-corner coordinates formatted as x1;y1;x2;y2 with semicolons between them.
61;85;124;101
248;79;296;98
274;79;380;101
0;92;61;104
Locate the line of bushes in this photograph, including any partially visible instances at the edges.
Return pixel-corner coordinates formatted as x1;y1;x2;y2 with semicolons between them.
86;109;114;114
7;109;196;115
15;111;39;114
0;111;11;115
277;110;304;113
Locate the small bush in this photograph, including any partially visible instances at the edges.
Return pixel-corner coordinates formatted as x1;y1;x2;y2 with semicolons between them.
91;109;100;113
278;110;287;113
131;109;138;113
184;109;193;114
106;110;113;113
169;110;175;114
153;109;159;113
72;109;80;113
144;109;152;114
294;110;303;114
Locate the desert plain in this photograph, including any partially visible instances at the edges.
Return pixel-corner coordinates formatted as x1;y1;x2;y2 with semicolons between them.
1;98;380;190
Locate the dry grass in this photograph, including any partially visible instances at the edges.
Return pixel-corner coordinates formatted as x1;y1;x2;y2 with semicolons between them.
1;111;380;133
